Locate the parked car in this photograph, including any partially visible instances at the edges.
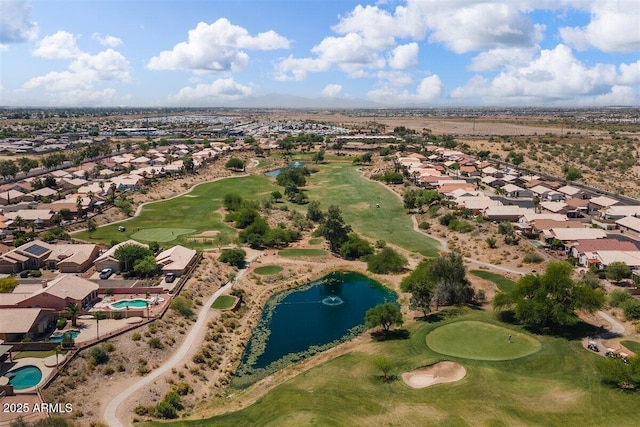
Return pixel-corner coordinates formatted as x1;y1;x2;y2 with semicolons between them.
165;273;176;283
99;268;113;279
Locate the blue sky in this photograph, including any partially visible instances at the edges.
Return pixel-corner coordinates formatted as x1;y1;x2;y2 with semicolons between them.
1;0;639;107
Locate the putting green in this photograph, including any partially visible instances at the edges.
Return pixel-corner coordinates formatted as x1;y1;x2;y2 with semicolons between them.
426;321;542;361
278;249;327;257
254;265;284;275
131;228;196;242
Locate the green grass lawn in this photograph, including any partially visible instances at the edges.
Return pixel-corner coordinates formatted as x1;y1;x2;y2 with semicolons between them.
305;163;440;256
470;270;517;293
14;349;62;359
75;175;280;247
308;238;323;245
278;249;327;258
253;265;284;275
211;296;237;310
621;340;640;353
141;309;640;426
425;320;542;360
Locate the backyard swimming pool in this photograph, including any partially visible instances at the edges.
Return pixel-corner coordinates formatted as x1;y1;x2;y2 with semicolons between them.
48;329;80;342
6;365;43;390
110;298;151;309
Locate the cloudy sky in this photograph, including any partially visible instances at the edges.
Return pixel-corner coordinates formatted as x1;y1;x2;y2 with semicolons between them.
1;0;639;107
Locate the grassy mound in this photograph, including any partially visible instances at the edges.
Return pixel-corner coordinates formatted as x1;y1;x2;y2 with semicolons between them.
211;296;237;310
254;265;284;275
470;270;516;292
621;340;640;354
426;320;541;361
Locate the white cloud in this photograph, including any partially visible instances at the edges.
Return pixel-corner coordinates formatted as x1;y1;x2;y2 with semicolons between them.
406;0;541;54
148;19;289;72
274;56;330;81
368;74;442;104
33;31;81;59
559;0;640;53
468;46;539;72
451;44;638;105
0;0;38;44
388;43;419;69
92;33;123;47
170;78;252;105
321;84;343;97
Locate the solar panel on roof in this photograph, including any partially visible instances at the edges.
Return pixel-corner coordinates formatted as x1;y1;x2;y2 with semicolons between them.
23;244;50;256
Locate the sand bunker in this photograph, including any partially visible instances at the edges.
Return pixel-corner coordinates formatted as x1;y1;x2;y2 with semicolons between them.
402;361;466;389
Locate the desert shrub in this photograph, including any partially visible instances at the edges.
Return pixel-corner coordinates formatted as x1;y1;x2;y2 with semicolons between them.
148;337;164;349
112;312;123;320
131;332;142;341
90;347;109;365
171;297;194;318
418;222;430;230
56;318;67;330
621;299;640;320
523;253;544;264
609;289;632;308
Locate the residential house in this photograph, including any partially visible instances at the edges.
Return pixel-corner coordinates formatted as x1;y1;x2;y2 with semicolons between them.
502;184;533;198
155;245;197;276
0;308;55;342
588;196;621;215
616;216;640;234
0;189;26;205
94;239;148;273
601;206;640;220
568;239;638;266
13;275;99;311
45;244;101;273
0;240;54;273
484;205;534;222
3;209;54;228
549;228;607;242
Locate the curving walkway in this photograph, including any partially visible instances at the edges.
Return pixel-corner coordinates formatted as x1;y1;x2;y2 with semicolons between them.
103;254;259;427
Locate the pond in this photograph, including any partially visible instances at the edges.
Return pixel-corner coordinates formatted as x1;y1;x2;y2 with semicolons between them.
265;161;306;177
236;271;396;385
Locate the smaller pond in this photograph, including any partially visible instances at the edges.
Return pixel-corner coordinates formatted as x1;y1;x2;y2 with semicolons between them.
236;271;396;386
265;161;306;177
7;366;43;390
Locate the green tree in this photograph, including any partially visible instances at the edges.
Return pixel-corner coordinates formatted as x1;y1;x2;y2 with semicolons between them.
312;149;325;164
90;346;109;365
271;190;283;202
596;356;640;390
365;302;403;332
494;261;605;328
225;157;245;171
322;205;352;253
114;243;154;272
339;233;374;260
605;262;631;284
220;248;246;268
565;167;583;181
65;302;81;327
400;260;435;315
373;356;394;382
366;247;407;274
133;255;159;278
0;276;18;293
86;218;97;235
306;200;324;222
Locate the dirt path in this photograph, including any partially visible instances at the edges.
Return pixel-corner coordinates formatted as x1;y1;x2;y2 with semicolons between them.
103;253;260;427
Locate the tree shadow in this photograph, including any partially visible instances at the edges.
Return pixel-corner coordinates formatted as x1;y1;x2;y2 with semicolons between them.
370;328;410;341
498;310;606;340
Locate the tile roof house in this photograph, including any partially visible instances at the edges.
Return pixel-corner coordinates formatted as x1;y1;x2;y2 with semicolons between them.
568;239;638;266
14;275;99;311
0;239;54;273
94;239;148;273
155;245;197;276
45;244;101;273
0;308;55;342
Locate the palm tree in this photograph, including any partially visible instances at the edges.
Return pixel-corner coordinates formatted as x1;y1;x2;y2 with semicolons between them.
65;302;81;327
13;215;24;231
55;345;62;368
94;312;107;340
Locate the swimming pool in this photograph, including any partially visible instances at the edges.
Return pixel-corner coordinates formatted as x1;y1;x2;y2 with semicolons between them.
110;298;151;309
7;365;43;390
48;329;80;342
